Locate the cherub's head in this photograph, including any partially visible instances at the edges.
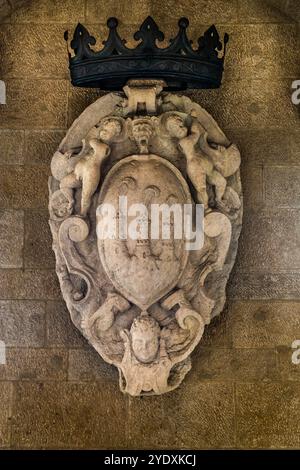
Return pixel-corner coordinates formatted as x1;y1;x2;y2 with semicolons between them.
130;314;160;363
98;117;122;143
165;113;188;139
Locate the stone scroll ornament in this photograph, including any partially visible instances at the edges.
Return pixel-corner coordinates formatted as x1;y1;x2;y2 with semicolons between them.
49;17;242;396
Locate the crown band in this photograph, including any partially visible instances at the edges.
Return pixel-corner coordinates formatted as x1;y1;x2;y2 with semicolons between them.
65;16;229;91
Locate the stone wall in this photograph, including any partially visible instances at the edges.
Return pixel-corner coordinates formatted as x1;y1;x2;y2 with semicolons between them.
0;0;299;449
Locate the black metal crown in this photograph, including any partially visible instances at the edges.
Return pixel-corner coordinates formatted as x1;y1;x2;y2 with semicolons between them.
65;16;229;91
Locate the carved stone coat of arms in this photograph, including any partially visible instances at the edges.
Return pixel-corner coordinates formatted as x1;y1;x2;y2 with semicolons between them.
48;18;242;396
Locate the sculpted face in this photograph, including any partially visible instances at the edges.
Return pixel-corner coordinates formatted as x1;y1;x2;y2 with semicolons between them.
130;316;160;363
132;122;153;149
166;115;188;139
99;119;122;142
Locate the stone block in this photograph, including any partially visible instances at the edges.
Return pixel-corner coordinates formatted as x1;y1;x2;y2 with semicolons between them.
129;381;235;449
192;347;279;382
0;300;45;347
67;85;104;127
46;300;86;348
231;130;294;166
228;270;300;300
0;130;24;165
238;0;292;23
277;345;300;382
151;0;238;29
11;382;128;449
240;164;263;209
248;79;298;129
86;0;151;24
68;348;118;382
24;210;55;269
0;348;68;381
265;167;300;208
225;24;298;81
7;0;85;23
0;383;12;448
0;210;24;268
0;166;49;209
0;24;69;79
228;300;300;348
235;209;300;272
236;382;300;448
200;308;231;348
24;130;64;166
0;80;68;129
0;270;61;300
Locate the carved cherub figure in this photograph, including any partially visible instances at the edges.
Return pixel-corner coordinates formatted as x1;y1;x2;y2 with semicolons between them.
60;138;110;217
119;313;172;395
97;116;123;143
164;113;240;211
118;300;204;396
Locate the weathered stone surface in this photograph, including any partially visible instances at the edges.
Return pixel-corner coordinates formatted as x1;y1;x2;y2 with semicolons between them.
86;0;151;24
0;300;45;347
0;130;24;164
187;81;254;130
277;345;300;382
0;210;24;268
0;80;68;129
226;24;299;80
231;130;295;166
0;348;67;381
236;382;300;448
0;166;49;209
46;301;86;348
193;347;278;382
67;86;104;127
0;383;12;448
200;309;231;348
11;382;128;449
24;210;55;268
235;209;300;272
6;0;85;23
24;130;65;166
0;0;11;20
68;348;118;382
265;167;300;208
0;270;60;300
0;24;69;79
190;79;297;130
238;0;291;23
228;271;300;300
228;301;300;348
240;165;263;209
129;381;235;449
248;79;299;129
151;0;238;28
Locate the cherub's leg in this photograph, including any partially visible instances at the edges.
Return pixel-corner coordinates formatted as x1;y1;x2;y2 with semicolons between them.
189;171;208;208
208;170;227;203
81;174;99;217
60;172;80;189
81;292;130;335
60;172;81;201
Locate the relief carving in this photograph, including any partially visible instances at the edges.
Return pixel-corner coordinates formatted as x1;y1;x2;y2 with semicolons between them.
49;83;242;396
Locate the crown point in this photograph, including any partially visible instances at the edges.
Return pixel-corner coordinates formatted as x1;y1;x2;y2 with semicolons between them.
178;17;189;28
107;17;118;28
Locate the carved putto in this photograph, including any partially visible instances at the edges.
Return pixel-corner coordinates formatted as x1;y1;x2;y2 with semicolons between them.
49;82;242;396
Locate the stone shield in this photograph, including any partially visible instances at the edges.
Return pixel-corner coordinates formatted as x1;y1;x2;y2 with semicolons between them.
97;154;192;310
